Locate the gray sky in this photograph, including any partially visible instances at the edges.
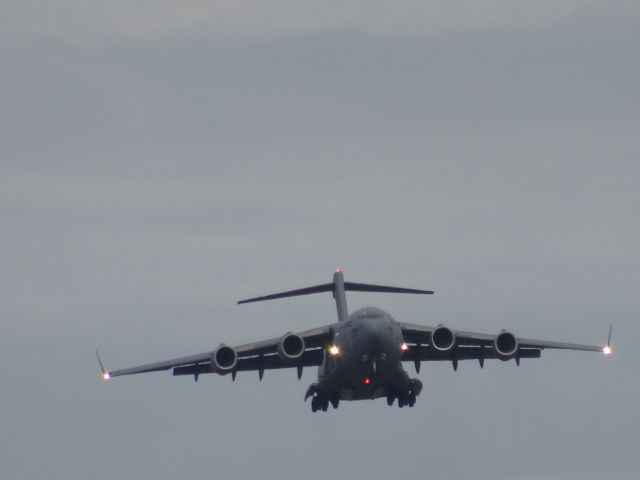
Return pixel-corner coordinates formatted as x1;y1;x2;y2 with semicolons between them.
1;1;639;479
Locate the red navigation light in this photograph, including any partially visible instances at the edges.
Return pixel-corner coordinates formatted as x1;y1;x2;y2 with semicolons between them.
335;268;342;273
363;377;371;385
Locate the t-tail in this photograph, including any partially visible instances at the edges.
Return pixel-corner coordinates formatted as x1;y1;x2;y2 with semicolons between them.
237;269;434;322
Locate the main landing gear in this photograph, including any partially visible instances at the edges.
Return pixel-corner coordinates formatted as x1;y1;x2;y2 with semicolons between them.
311;394;339;412
305;379;424;412
386;378;423;408
305;383;339;412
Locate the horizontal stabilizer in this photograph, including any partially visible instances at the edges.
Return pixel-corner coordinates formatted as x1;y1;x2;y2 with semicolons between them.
238;280;433;304
344;282;433;295
238;283;334;304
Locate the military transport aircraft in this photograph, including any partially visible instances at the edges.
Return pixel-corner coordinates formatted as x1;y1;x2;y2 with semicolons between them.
98;270;612;412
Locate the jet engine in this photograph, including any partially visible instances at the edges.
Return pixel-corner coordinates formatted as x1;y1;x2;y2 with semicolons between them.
211;345;238;372
277;333;306;362
494;331;519;359
431;325;456;352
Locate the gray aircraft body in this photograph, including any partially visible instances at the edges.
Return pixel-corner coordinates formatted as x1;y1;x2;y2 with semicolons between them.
99;270;611;412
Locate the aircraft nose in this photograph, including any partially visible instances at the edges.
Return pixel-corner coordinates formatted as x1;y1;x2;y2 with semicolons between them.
362;317;393;354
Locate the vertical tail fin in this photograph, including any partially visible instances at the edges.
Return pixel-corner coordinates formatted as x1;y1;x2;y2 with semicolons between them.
333;269;348;322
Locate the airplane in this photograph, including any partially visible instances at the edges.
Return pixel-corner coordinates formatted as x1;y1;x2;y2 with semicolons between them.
97;270;612;412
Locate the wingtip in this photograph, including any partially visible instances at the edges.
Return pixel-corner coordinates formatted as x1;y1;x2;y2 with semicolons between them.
96;350;110;379
603;324;613;356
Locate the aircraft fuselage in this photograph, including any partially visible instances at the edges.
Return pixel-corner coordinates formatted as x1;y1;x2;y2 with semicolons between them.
317;307;413;401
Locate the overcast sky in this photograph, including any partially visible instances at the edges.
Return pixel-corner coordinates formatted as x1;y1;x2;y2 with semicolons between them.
1;1;639;479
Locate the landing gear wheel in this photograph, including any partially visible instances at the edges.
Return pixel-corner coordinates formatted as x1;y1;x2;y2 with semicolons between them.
408;392;416;408
409;378;423;397
311;396;319;412
398;391;412;408
386;395;395;406
330;395;339;409
321;397;329;412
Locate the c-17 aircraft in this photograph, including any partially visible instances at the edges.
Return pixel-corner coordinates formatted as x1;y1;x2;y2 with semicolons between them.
98;270;612;412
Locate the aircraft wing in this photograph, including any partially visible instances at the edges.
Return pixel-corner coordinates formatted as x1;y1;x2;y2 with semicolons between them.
399;321;608;368
102;324;335;380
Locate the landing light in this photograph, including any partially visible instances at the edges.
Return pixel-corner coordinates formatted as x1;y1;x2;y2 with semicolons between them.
603;345;612;356
401;343;409;351
329;345;340;356
102;372;110;380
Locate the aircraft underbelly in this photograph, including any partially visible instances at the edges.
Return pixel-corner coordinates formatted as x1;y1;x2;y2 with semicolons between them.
319;357;410;401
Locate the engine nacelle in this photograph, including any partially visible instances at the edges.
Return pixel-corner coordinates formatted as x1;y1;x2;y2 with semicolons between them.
494;331;519;359
277;333;305;362
431;325;456;352
211;345;237;372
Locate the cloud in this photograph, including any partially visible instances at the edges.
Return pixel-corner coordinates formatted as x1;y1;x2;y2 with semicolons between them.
1;2;638;479
3;0;636;45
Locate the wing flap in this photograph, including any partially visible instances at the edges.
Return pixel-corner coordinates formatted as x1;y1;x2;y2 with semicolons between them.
105;324;333;379
399;322;496;346
399;322;605;356
172;349;325;377
402;345;541;363
107;351;214;378
518;338;603;352
234;325;335;356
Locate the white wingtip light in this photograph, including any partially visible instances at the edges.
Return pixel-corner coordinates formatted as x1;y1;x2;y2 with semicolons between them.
96;350;111;380
603;324;613;356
